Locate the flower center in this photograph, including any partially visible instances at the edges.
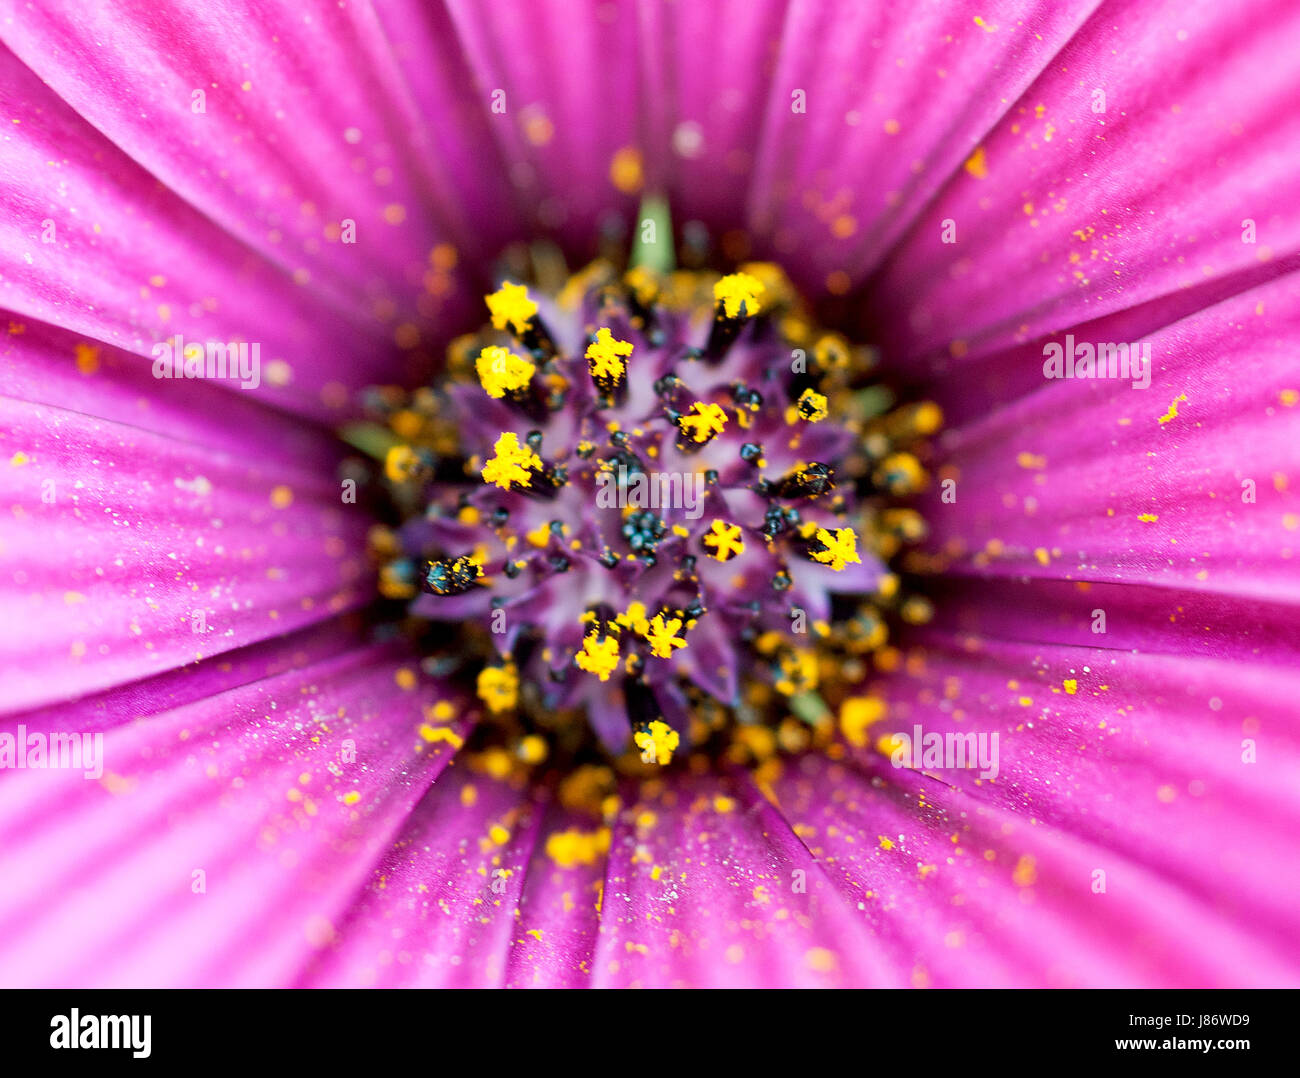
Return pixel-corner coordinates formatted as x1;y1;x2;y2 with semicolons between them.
354;240;940;815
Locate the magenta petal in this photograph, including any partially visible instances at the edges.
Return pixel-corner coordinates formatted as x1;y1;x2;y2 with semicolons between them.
871;0;1300;366
0;352;370;712
914;272;1300;598
588;771;900;987
0;627;472;987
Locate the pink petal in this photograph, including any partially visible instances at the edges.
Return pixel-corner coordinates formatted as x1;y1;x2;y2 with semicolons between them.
0;625;472;987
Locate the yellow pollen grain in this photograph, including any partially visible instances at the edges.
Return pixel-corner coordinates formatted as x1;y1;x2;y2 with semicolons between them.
575;631;620;681
840;695;886;747
585;327;633;382
811;527;860;571
1158;394;1188;424
481;432;540;490
1063;678;1078;695
270;485;293;509
394;667;417;690
634;720;680;765
964;146;988;178
476;346;535;398
713;272;765;319
485;281;538;334
609;146;644;194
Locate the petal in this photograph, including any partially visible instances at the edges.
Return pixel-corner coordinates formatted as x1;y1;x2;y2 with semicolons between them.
0;625;472;987
0;332;371;712
870;0;1300;367
830;630;1300;985
911;271;1300;598
744;0;1102;290
588;771;900;987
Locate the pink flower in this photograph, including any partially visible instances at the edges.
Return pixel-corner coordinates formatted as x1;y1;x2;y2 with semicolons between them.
1;0;1298;988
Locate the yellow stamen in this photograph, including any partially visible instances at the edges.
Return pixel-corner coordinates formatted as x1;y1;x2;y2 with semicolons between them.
634;719;680;765
481;432;540;490
384;444;423;483
643;614;687;658
839;695;886;747
575;631;620;681
485;281;538;334
702;519;745;561
585;327;633;385
477;664;519;714
476;345;535;398
796;387;828;422
713;272;764;319
811;526;861;571
677;401;728;443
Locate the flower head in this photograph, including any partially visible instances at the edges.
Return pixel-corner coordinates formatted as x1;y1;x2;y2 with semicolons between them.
365;253;940;785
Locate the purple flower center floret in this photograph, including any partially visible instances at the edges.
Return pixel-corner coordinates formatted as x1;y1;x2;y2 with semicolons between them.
362;251;941;799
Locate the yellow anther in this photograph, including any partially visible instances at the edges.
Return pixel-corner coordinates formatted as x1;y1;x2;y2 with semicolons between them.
796;387;828;422
384;444;424;483
811;526;861;571
677;401;728;443
616;601;650;636
634;719;680;765
876;452;927;495
575;631;621;681
703;520;745;562
839;695;886;747
585;327;633;385
713;272;764;319
485;281;538;334
481;432;540;490
476;345;535;398
775;650;818;695
477;664;519;714
546;827;612;867
643;614;687;658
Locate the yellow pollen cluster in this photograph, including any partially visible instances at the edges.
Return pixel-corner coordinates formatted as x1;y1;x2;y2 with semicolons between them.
703;519;745;561
585;327;633;383
678;401;728;443
485;281;538;333
477;664;519;713
839;695;886;747
775;649;818;695
811;526;860;571
575;631;620;681
643;614;687;658
476;346;535;398
635;720;680;765
713;272;765;319
546;827;611;867
384;444;423;482
481;431;540;490
796;387;829;422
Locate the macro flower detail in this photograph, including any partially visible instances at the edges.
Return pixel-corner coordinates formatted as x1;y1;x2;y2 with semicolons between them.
1;0;1298;998
362;261;939;779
